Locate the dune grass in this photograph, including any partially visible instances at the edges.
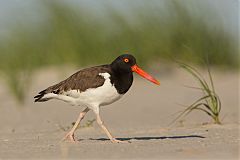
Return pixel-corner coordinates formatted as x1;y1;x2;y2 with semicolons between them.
172;62;222;124
0;1;238;103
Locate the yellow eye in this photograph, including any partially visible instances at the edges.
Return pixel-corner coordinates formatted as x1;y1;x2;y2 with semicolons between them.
124;58;129;63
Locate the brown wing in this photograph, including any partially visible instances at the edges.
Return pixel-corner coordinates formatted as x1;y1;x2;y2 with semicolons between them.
34;65;111;102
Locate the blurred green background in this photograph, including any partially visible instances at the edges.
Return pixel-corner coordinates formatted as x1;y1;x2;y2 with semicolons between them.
0;0;238;103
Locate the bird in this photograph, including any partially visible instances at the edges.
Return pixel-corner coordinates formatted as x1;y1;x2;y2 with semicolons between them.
34;54;160;143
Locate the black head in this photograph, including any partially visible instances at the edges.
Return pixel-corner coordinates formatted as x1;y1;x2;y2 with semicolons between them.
110;53;160;86
110;54;136;73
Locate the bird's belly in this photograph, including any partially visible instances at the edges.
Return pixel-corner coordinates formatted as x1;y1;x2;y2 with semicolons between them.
74;87;122;107
64;74;122;107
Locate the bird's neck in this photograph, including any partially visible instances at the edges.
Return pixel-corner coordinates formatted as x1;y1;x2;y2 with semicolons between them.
110;69;133;94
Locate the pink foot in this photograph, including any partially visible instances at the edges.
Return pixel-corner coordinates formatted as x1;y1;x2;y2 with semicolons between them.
62;132;78;142
111;138;130;144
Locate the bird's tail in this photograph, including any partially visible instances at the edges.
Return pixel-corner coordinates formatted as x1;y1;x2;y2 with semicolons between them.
34;81;63;102
34;90;50;102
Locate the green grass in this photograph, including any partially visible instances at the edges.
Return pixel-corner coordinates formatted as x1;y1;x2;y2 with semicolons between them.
172;62;222;124
0;0;238;103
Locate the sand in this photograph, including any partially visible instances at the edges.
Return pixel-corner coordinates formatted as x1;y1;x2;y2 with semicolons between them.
0;67;239;160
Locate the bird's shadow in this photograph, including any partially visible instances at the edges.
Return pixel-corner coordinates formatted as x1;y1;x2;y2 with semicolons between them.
84;135;205;142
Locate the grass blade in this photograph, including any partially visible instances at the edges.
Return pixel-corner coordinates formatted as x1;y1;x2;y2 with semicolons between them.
173;61;222;124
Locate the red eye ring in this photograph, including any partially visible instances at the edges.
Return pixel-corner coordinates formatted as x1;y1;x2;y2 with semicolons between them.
124;58;129;63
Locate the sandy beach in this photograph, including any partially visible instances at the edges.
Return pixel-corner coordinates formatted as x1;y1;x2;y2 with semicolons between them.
0;67;239;159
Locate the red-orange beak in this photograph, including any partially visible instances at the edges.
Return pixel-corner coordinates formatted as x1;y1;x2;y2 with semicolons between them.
131;65;160;85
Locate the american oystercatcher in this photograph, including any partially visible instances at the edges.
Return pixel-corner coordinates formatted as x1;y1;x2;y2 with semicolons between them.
34;54;160;143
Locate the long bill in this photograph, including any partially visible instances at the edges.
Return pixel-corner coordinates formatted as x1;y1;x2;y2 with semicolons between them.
131;65;160;85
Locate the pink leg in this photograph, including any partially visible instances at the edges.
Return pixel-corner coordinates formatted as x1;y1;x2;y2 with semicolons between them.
95;111;130;143
62;107;90;142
